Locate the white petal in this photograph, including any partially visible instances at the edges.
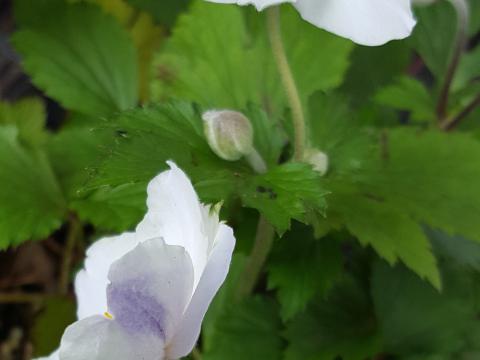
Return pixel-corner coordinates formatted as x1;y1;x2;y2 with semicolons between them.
136;162;213;287
294;0;416;46
204;0;295;11
167;224;235;358
107;237;195;344
59;316;164;360
74;232;139;319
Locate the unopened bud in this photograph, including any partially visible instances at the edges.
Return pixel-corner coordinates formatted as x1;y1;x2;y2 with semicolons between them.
304;148;329;176
202;110;254;161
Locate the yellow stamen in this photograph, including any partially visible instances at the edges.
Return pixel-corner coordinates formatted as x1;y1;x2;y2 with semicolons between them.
104;312;113;320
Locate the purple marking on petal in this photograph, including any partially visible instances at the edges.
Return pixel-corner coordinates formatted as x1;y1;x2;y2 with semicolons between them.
107;277;166;340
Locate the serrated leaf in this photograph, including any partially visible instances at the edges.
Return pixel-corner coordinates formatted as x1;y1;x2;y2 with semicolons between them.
246;103;287;167
85;0;163;102
268;222;342;320
285;276;381;360
47;126;145;231
308;91;374;177
13;2;138;116
372;260;480;357
0;127;66;248
152;1;352;117
72;184;145;231
374;76;435;123
86;102;239;195
241;163;327;234
311;91;480;287
88;102;326;233
370;129;480;245
203;297;283;360
330;185;441;289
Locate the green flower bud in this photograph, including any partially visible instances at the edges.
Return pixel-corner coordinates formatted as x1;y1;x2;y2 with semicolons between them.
304;148;329;176
203;110;254;161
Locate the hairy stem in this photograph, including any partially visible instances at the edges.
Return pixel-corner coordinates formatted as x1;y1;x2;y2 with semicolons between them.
267;6;306;161
436;0;469;123
235;216;275;301
59;214;82;295
246;148;268;174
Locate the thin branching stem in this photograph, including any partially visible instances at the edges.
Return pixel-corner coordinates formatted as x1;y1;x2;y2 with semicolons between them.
441;93;480;130
267;6;306;161
436;0;470;123
235;216;275;301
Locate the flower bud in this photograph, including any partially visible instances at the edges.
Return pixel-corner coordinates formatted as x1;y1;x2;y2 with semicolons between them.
202;110;254;161
304;148;329;176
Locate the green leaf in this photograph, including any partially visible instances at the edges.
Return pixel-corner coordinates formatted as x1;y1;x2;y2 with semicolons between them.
427;228;480;272
202;254;246;352
308;91;374;177
370;129;480;245
285;276;382;360
32;297;76;357
241;163;328;234
453;45;480;92
313;93;480;287
410;1;456;78
88;102;326;233
374;76;435;123
152;1;352;116
126;0;191;27
72;184;146;231
268;222;343;320
0;98;47;146
203;297;283;360
329;184;441;289
13;2;138;116
372;260;480;357
47;126;145;231
246;103;287;167
340;41;411;106
86;102;239;196
0;127;66;248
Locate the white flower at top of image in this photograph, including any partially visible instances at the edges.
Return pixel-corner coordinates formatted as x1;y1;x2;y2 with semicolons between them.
39;162;235;360
205;0;417;46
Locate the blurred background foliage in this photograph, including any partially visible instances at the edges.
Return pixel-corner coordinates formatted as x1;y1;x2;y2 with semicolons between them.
1;0;480;359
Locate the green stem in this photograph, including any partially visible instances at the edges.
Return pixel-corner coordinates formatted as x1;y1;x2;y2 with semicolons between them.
441;92;480;131
235;216;275;301
267;6;306;161
436;0;469;123
59;214;82;295
246;148;267;174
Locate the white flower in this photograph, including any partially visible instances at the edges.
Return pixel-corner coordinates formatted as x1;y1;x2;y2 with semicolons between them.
43;162;235;360
205;0;417;46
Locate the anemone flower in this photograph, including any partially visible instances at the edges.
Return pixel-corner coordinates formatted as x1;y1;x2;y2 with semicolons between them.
40;162;235;360
206;0;417;45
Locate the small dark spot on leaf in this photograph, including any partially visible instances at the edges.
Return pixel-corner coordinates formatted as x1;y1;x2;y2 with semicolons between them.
257;186;267;193
115;130;129;138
